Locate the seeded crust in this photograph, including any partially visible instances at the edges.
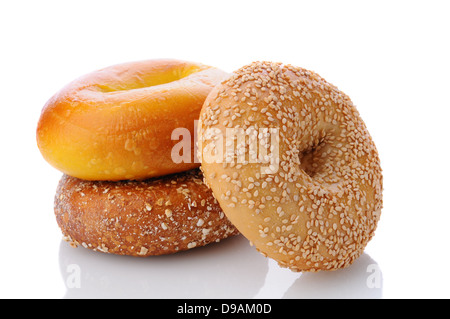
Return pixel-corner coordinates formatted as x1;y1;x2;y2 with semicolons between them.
199;61;383;272
54;169;239;256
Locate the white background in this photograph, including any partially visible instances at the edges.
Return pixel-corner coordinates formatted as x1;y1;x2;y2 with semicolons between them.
1;0;449;298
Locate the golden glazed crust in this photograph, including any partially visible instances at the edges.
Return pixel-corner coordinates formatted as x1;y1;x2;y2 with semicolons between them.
198;61;383;272
55;169;239;256
37;59;229;181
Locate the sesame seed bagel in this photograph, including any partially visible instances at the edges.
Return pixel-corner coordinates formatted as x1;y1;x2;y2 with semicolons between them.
198;61;383;272
37;59;229;181
55;169;239;256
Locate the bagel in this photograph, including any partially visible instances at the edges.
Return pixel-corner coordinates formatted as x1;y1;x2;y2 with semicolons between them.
198;61;383;272
55;169;239;256
37;59;229;181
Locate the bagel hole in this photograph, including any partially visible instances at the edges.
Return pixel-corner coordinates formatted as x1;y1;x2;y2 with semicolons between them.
97;65;202;93
298;137;328;178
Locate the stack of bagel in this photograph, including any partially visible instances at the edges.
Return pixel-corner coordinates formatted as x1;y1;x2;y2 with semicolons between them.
37;59;239;257
37;59;383;272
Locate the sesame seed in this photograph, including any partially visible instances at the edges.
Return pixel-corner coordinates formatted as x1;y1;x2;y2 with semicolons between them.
199;61;383;272
197;219;205;227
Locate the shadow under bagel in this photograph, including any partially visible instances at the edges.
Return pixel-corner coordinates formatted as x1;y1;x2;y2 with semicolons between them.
282;252;383;299
59;234;269;299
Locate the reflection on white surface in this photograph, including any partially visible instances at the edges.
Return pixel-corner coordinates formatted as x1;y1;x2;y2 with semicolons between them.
59;234;382;299
59;235;268;298
283;253;382;299
254;253;382;299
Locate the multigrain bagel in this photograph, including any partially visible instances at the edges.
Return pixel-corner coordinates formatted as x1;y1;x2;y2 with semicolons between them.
55;169;239;256
198;61;383;272
37;59;229;181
